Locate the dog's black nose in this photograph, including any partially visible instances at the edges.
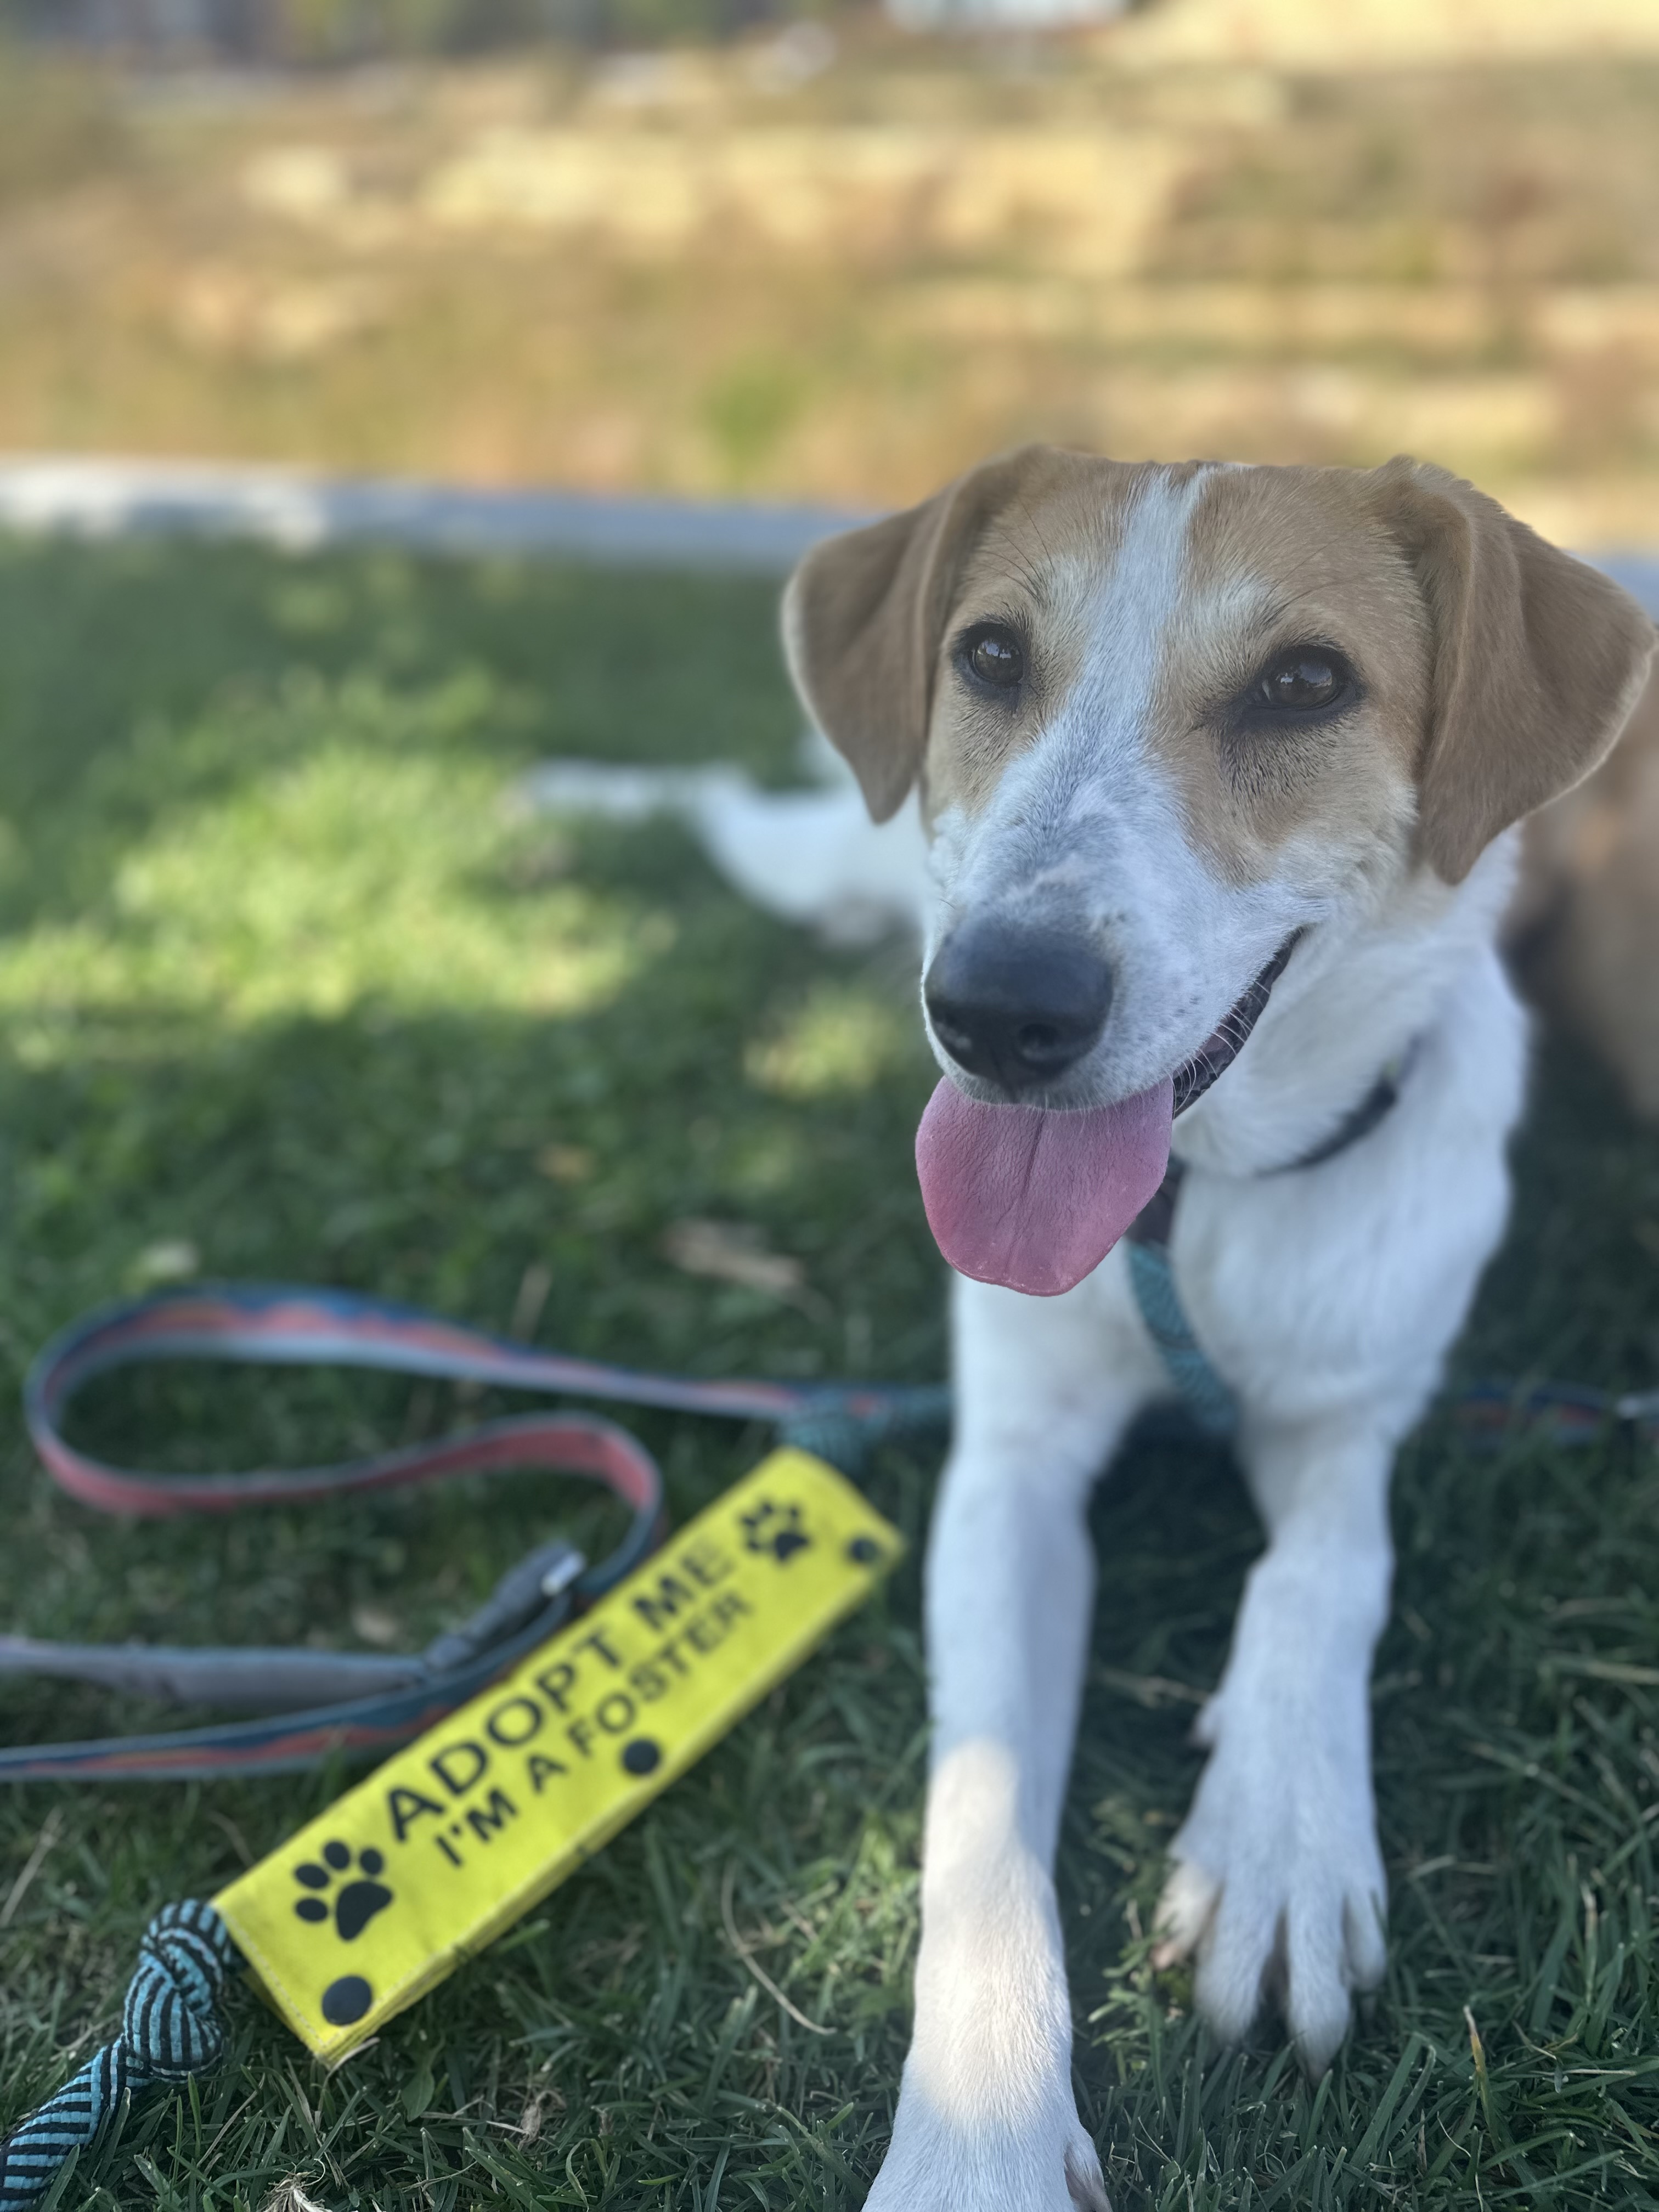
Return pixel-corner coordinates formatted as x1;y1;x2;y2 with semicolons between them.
924;923;1113;1092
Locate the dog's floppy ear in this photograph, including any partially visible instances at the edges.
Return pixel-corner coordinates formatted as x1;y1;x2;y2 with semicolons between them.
782;449;1045;822
1370;455;1656;883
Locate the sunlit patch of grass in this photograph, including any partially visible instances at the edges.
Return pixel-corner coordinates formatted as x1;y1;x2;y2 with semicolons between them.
0;698;665;1036
745;979;921;1101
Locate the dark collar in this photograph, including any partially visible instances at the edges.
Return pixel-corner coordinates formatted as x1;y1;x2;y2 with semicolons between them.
1128;1039;1419;1250
1274;1039;1419;1175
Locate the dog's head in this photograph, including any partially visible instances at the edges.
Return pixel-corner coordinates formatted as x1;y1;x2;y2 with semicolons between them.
782;448;1656;1294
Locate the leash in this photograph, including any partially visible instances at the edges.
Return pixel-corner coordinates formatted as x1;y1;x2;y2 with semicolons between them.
0;1283;949;1784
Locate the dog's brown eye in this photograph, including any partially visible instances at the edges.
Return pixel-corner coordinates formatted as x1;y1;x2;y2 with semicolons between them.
1257;649;1350;713
961;624;1025;692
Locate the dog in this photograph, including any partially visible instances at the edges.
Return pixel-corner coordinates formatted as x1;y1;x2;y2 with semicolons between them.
1517;660;1659;1118
775;448;1657;2212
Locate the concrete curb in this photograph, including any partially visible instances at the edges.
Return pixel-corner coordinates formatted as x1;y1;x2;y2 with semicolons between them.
1594;554;1659;616
0;456;871;574
0;455;1654;608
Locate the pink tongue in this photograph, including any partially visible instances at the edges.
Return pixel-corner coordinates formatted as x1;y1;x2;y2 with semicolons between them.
915;1077;1174;1297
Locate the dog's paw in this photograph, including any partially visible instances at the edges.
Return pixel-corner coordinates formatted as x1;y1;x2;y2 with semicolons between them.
1150;1695;1386;2072
863;2088;1108;2212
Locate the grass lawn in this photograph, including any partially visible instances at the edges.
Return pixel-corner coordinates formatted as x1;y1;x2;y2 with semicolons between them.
0;530;1656;2209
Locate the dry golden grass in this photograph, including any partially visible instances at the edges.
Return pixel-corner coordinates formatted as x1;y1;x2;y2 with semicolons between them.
1112;0;1659;70
0;16;1656;542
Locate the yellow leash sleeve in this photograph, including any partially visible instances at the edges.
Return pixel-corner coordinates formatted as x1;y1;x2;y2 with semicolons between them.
213;1448;902;2062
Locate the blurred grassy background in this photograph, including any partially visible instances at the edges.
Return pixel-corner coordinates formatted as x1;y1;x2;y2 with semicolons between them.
0;0;1657;543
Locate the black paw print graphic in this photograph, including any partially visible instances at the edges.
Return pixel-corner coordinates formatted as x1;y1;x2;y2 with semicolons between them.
740;1497;811;1564
292;1839;394;1943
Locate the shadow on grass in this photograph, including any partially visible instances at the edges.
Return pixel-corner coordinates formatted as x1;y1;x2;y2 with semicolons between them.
0;534;1656;2208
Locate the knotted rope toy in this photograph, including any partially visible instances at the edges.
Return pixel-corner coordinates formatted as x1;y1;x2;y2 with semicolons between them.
0;1900;236;2210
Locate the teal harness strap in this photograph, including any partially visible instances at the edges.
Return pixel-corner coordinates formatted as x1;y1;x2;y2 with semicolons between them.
1126;1049;1417;1437
1125;1158;1236;1437
1125;1234;1238;1439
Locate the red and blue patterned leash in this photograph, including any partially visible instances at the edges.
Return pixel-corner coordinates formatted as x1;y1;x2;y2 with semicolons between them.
0;1282;949;1784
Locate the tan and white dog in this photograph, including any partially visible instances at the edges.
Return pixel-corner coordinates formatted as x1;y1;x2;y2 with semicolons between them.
780;449;1657;2212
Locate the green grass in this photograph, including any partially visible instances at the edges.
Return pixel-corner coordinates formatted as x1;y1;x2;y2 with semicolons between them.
0;532;1656;2209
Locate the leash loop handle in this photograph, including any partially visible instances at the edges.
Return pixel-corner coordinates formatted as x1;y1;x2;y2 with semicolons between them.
24;1282;830;1517
6;1288;686;1781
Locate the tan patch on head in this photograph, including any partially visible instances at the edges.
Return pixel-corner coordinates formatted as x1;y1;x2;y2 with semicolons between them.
907;453;1437;884
787;442;1652;885
923;456;1142;820
782;442;1143;826
1146;465;1432;884
920;456;1211;822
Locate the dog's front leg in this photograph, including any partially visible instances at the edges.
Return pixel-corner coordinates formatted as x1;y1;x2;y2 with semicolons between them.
867;1282;1148;2212
1153;1413;1395;2071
